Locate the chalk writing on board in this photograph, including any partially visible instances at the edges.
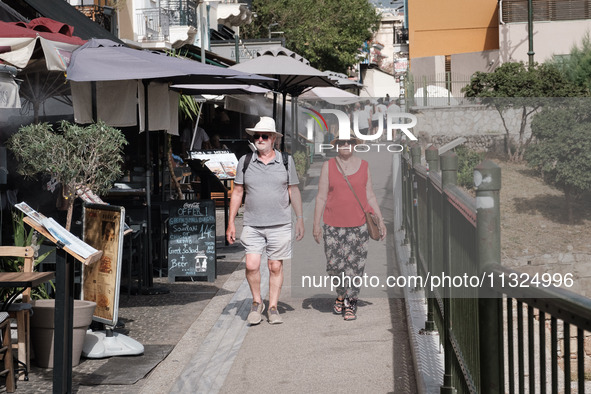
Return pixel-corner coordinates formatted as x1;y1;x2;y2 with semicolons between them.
167;200;216;282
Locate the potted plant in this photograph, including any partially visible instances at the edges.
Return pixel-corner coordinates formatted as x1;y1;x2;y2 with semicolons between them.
7;120;127;368
7;120;128;231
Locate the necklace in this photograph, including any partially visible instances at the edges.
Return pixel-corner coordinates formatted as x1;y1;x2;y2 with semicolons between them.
337;157;355;173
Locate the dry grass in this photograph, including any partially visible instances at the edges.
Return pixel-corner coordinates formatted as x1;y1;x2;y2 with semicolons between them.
496;160;591;260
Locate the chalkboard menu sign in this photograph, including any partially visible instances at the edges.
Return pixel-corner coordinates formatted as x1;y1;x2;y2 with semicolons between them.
167;200;216;282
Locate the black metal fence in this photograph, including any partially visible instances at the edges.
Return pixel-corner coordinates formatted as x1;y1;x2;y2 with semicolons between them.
400;143;591;393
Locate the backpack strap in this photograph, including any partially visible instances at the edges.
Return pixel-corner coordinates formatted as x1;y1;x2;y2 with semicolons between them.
242;151;254;174
282;151;289;183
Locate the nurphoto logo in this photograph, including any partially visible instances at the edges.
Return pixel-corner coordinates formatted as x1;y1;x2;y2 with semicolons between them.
303;105;418;153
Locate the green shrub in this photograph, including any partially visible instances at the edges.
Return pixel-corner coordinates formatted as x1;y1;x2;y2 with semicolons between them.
293;150;309;181
456;146;484;189
0;212;54;301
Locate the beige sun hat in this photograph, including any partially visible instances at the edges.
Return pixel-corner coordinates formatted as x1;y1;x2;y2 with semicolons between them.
245;116;283;136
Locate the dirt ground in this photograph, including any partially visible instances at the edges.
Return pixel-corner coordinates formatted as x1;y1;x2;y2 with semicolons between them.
495;160;591;260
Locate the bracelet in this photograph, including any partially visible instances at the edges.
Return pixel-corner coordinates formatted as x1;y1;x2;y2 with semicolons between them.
296;216;304;219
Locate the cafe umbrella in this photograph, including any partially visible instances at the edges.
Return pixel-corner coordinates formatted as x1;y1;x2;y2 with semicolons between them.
66;38;275;289
0;17;87;119
229;50;335;150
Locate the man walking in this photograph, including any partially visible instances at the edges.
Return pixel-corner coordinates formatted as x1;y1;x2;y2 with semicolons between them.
226;116;305;325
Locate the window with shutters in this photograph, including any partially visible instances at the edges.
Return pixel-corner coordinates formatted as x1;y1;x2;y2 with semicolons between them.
502;0;591;23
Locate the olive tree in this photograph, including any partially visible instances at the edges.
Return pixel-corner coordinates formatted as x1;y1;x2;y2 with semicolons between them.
7;121;128;230
462;62;585;161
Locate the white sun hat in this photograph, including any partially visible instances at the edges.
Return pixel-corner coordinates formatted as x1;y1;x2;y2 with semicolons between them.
245;116;283;136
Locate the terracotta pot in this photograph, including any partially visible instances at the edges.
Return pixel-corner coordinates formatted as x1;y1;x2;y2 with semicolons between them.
30;299;97;368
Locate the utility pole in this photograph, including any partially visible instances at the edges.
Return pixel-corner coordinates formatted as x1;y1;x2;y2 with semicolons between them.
527;0;535;66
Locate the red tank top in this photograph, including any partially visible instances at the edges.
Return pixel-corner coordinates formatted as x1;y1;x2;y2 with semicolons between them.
323;158;373;227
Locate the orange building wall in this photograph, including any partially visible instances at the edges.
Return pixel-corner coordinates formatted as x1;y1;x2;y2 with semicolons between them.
408;0;499;60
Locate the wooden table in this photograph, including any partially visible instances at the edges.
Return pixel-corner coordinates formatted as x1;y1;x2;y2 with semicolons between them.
0;272;55;311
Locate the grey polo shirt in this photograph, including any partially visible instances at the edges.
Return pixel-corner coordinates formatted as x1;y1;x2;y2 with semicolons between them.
234;149;299;227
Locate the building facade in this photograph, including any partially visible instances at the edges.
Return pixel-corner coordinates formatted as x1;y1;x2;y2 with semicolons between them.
407;0;591;100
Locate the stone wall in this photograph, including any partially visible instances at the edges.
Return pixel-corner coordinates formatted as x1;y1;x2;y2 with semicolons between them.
427;134;506;153
410;104;531;152
504;250;591;299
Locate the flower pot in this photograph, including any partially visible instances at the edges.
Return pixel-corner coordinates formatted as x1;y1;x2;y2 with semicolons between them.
30;299;97;368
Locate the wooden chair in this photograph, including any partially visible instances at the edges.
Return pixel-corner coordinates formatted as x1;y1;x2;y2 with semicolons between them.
0;311;15;392
212;179;234;207
0;246;35;381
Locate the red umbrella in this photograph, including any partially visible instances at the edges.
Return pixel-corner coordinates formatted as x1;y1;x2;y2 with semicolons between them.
0;17;86;70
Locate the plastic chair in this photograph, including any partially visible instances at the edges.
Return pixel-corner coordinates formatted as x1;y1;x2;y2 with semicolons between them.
0;311;15;392
0;246;35;381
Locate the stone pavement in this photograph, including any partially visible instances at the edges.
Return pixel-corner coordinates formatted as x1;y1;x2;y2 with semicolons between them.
8;152;445;393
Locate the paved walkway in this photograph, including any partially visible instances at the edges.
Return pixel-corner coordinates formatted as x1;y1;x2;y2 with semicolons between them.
12;152;445;394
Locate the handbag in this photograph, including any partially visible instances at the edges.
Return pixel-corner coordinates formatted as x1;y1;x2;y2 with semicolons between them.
334;159;382;241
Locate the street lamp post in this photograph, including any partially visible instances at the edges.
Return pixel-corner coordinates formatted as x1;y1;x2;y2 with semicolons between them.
527;0;535;66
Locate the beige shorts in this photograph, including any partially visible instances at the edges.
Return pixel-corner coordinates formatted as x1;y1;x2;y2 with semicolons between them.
240;224;292;260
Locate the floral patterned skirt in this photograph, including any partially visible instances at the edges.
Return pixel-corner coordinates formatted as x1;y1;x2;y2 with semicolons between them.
323;223;369;300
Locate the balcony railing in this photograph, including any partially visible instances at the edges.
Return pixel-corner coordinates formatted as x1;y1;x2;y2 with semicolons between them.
136;1;198;42
136;8;169;42
75;5;115;34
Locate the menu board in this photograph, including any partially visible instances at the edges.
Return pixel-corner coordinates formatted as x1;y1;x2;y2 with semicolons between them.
167;200;216;282
188;149;238;179
82;204;125;326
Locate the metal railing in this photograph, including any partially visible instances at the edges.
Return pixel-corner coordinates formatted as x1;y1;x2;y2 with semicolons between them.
400;143;591;393
135;1;198;42
136;7;170;42
406;72;472;107
75;5;114;33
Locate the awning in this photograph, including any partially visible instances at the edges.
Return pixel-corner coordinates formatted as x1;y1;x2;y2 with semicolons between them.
299;86;359;105
66;39;273;85
0;1;27;23
170;84;269;95
17;0;122;43
224;94;273;117
217;3;252;27
0;18;86;70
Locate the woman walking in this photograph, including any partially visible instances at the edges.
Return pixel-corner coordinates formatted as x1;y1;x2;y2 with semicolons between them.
312;135;387;321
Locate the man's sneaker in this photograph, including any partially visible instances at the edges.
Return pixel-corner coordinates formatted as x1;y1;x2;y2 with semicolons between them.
268;307;283;324
247;301;265;325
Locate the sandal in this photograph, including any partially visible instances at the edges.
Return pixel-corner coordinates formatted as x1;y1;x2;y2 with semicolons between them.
343;306;357;321
333;297;344;314
343;298;357;321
